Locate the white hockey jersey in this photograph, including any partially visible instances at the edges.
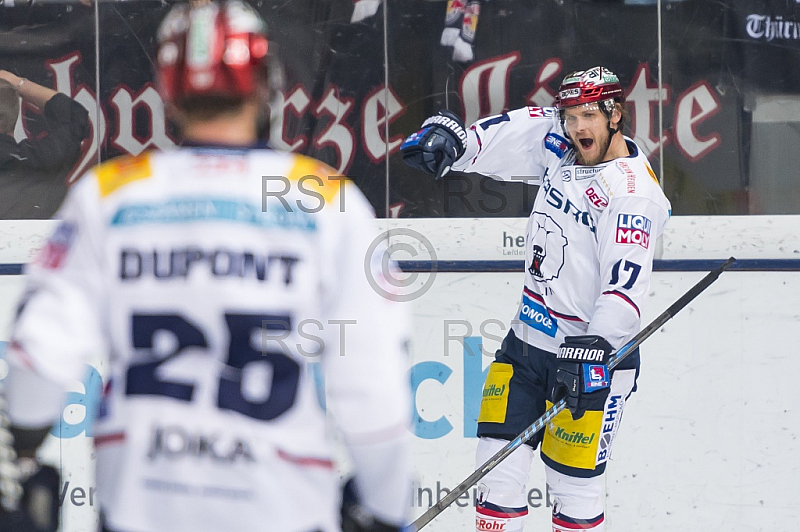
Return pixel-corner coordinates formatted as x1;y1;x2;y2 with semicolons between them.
5;147;411;532
454;106;672;352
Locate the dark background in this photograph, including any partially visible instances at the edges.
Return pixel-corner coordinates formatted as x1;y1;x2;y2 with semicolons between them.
2;0;798;218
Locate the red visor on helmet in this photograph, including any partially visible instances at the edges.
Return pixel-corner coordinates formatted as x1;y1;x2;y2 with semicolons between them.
555;67;624;110
156;0;269;106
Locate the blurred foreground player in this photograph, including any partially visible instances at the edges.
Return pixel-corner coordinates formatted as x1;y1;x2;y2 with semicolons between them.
2;2;411;531
402;67;671;531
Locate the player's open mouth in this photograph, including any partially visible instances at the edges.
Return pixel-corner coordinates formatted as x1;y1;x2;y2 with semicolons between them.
579;138;594;149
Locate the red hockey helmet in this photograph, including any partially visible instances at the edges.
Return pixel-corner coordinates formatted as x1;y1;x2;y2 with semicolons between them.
555;67;624;111
156;0;270;106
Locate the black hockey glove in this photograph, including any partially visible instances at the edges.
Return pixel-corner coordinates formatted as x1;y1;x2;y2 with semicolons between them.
550;335;613;421
400;110;468;180
340;477;402;532
0;461;60;532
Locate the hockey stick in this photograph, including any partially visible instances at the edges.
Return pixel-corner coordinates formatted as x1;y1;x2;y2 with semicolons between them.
412;256;736;530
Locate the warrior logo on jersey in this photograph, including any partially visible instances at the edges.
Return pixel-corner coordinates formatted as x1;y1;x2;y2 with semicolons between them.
616;213;651;249
528;212;567;282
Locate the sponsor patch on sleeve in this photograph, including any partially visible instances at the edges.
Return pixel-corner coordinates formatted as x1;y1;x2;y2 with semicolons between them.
36;221;77;269
615;213;651;249
585;180;609;208
96;153;153;197
544;133;569;159
527;106;556;118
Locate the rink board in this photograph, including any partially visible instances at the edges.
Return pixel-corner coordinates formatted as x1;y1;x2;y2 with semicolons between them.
0;217;798;531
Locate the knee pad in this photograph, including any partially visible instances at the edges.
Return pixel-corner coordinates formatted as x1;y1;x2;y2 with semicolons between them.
474;438;534;532
541;368;637;476
545;465;605;531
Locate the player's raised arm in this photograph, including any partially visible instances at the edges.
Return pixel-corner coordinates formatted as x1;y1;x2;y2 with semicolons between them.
401;106;552;183
400;110;468;180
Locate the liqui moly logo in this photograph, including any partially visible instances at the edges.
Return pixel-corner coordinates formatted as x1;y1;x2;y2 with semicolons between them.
615;213;651;249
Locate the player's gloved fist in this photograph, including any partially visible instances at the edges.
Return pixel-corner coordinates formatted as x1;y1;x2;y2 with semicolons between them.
400;110;467;180
550;335;613;421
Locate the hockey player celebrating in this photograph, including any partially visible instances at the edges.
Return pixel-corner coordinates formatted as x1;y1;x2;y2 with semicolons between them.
401;67;671;531
1;1;411;531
